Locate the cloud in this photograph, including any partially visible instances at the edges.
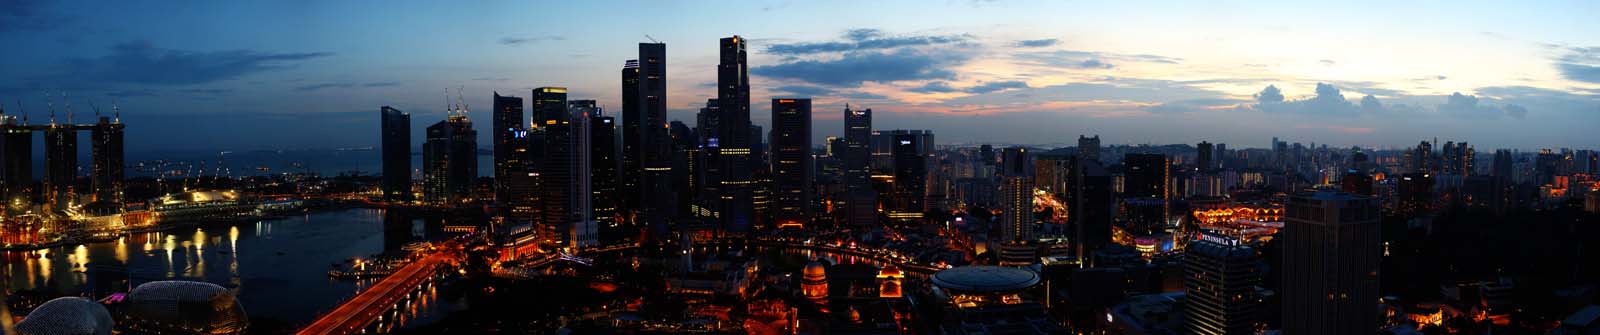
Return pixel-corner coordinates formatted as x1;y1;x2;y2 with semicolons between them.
764;28;972;55
948;78;1232;107
181;88;232;95
774;85;833;96
295;83;354;91
1253;83;1359;116
1014;39;1059;48
363;81;400;87
1554;47;1600;83
1146;98;1245;113
1294;124;1376;134
842;92;889;100
1319;59;1336;65
1437;92;1525;119
44;41;331;86
0;0;72;32
752;48;968;87
472;77;509;81
499;35;565;45
1015;50;1182;70
106;90;158;98
963;80;1028;94
911;82;959;93
1254;85;1284;103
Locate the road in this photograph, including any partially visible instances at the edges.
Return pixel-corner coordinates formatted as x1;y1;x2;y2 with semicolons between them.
297;253;444;335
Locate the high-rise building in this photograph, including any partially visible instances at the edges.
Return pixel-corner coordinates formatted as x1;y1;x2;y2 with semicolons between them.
590;111;619;232
43;124;76;209
90;115;124;204
422;107;477;205
709;35;754;233
635;42;676;238
770;98;812;228
843;107;875;227
566;100;597;248
492;92;526;205
1185;232;1262;335
889;132;929;222
1078;135;1101;163
0;110;31;209
1072;158;1114;260
999;147;1034;242
1196;141;1214;172
1123;153;1170;228
1282;191;1381;335
620;59;642;217
380;106;412;202
533;87;577;246
1034;155;1069;196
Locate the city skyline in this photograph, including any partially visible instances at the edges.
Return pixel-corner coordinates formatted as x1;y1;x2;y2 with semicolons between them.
0;1;1597;152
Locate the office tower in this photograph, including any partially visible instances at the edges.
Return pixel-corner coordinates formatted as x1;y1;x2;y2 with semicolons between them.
980;144;996;166
889;132;928;222
1035;154;1069;196
999;147;1033;242
697;99;721;218
567;99;597;248
635;42;676;237
0;110;30;208
380;106;412;202
1340;170;1373;196
843;107;875;227
590;112;619;231
422;106;477;204
1071;158;1114;259
1121;153;1169;233
1397;172;1433;216
752;123;772;229
1282;191;1381;335
532;87;577;246
620;59;642;216
44;124;76;209
90;115;124;204
1185;232;1262;335
1196;141;1214;172
771;99;812;228
492;92;526;204
1408;140;1433;173
1078;135;1100;163
709;35;754;233
669;121;697;215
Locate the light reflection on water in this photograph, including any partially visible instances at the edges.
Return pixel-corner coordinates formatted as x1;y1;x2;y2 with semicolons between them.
1;208;453;326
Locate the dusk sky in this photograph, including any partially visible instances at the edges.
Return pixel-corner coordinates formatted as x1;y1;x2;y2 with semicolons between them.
1;0;1596;153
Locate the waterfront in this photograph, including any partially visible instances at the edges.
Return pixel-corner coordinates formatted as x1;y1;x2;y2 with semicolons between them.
1;208;458;332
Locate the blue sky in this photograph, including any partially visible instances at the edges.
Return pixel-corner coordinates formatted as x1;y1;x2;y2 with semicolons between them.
1;0;1596;153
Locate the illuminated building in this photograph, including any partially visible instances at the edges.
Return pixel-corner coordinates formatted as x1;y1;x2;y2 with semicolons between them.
1184;232;1261;335
620;59;642;218
0;109;31;210
422;103;477;205
380;106;411;202
886;130;933;223
770;98;812;228
90;115;123;205
710;35;754;234
878;265;904;298
929;266;1061;334
115;280;249;334
803;261;829;305
1071;158;1114;259
492;92;527;208
843;106;875;227
635;42;676;238
566;100;597;248
44;121;76;209
1000;147;1033;241
590;112;619;231
1122;153;1169;232
1283;191;1380;335
1397;172;1433;217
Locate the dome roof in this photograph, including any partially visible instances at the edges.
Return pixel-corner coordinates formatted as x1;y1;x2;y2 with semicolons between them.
931;266;1040;293
15;297;114;335
122;281;249;334
877;265;903;278
804;261;827;278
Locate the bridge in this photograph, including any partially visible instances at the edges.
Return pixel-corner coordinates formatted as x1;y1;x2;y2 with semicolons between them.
296;253;445;335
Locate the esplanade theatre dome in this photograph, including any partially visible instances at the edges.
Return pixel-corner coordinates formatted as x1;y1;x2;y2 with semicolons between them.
120;280;249;334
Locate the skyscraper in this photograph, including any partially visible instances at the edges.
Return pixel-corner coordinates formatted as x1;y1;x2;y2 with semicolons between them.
1196;141;1214;172
43;123;76;209
380;106;411;202
533;87;577;246
636;42;676;237
1078;135;1100;163
90;115;124;204
999;147;1033;242
620;59;642;217
889;132;928;222
843;106;875;227
1282;191;1381;335
1070;158;1114;261
770;98;812;228
0;110;31;208
590;110;619;233
492;92;526;205
422;106;477;205
566;99;598;248
711;35;754;233
1185;232;1262;335
1123;153;1170;229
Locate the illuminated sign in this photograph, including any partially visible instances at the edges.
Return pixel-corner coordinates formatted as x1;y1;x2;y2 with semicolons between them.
899;140;912;145
1199;233;1240;246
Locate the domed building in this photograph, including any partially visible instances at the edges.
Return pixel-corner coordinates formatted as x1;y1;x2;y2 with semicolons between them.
117;281;248;334
801;261;829;305
15;297;115;335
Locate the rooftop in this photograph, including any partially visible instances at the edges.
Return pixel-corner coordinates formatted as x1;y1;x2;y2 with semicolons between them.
931;266;1040;293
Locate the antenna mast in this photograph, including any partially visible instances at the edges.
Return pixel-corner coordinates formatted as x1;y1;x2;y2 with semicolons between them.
645;34;661;43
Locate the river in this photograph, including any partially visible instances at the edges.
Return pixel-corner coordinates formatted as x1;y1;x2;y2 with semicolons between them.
2;208;458;331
